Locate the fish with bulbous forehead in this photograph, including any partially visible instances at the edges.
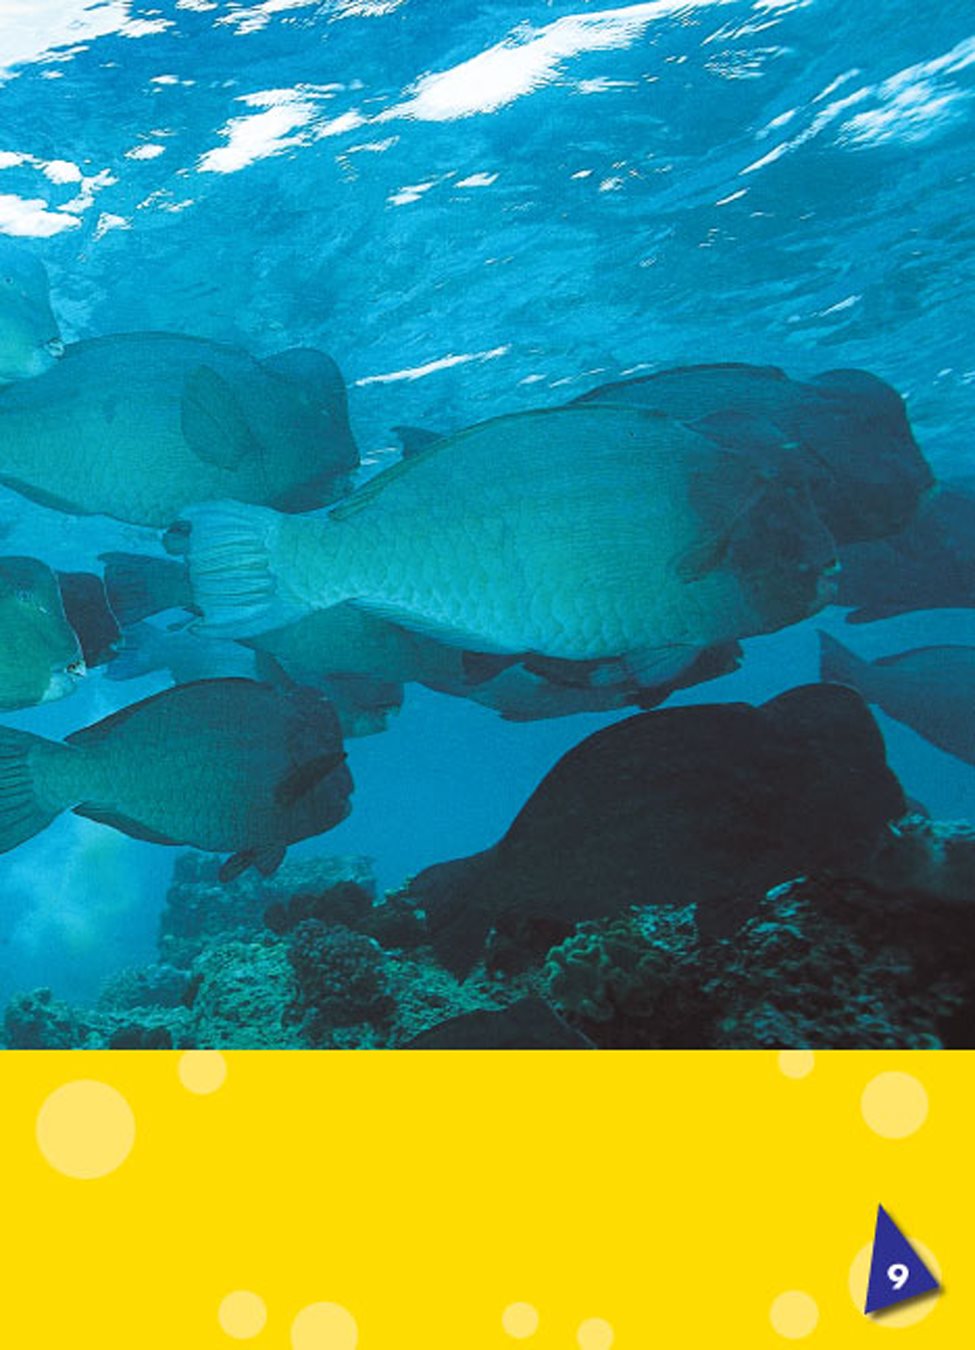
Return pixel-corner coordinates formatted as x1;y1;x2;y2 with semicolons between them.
0;678;352;880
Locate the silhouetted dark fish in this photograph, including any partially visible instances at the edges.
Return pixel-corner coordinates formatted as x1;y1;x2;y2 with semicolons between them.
56;571;121;667
572;362;933;546
837;484;975;622
404;998;594;1048
0;678;351;879
409;683;906;975
0;334;358;525
0;555;84;709
820;631;975;765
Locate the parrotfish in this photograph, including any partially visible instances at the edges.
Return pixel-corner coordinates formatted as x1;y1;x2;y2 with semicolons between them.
0;238;63;384
820;631;975;766
407;683;906;975
0;555;84;710
0;333;358;525
181;404;838;671
572;362;933;546
0;678;352;879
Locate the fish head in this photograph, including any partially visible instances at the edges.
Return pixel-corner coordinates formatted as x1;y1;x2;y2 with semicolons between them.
0;243;63;383
800;369;935;544
689;454;841;631
0;556;85;706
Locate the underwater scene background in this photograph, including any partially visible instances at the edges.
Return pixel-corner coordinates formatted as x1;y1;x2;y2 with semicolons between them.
0;0;973;1049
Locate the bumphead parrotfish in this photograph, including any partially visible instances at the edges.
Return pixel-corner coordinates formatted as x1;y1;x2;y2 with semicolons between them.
181;404;838;669
0;678;352;879
98;552;743;733
0;333;358;525
820;631;975;766
0;556;84;710
572;362;933;546
407;683;906;975
0;238;63;384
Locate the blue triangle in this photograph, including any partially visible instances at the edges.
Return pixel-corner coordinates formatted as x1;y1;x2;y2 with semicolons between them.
865;1206;940;1315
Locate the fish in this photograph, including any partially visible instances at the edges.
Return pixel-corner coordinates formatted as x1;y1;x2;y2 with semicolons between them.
181;403;839;668
0;678;352;879
403;998;594;1049
56;571;121;667
104;621;259;686
406;683;906;975
572;362;934;546
100;550;198;625
0;238;63;384
100;556;742;731
820;631;975;765
0;555;84;710
837;483;975;622
0;333;358;526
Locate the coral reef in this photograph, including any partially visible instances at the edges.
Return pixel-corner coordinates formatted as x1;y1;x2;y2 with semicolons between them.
4;818;974;1050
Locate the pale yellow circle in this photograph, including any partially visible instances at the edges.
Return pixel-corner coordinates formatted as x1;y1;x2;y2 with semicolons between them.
179;1050;228;1095
849;1240;941;1327
502;1302;540;1338
36;1079;135;1179
861;1072;928;1139
778;1050;815;1079
769;1290;819;1339
291;1302;358;1350
219;1291;267;1339
577;1317;615;1350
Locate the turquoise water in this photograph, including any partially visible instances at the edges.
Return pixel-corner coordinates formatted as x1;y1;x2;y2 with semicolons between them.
0;1;973;1037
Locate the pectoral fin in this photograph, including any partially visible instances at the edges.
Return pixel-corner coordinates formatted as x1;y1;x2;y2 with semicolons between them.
181;364;259;470
274;751;348;808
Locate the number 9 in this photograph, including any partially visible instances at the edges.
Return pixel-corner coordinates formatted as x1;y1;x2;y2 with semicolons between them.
887;1263;909;1290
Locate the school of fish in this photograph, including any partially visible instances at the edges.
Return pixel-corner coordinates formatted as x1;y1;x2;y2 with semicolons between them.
0;240;963;975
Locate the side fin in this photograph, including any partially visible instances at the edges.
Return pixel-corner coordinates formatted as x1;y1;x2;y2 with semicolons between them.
0;726;66;854
392;424;445;458
462;651;518;685
274;751;347;808
219;844;286;883
181;364;260;470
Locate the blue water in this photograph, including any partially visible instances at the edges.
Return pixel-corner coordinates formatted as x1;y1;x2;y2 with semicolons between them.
0;0;973;1006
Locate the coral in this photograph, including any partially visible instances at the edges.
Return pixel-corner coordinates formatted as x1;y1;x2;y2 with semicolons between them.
2;988;94;1050
286;921;395;1046
159;852;376;965
98;963;191;1012
265;881;424;950
185;938;303;1049
542;907;705;1047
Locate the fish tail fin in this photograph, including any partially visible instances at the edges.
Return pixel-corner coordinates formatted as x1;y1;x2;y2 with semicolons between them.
818;629;869;693
179;501;317;637
100;551;194;625
103;623;167;682
0;727;66;854
412;853;496;978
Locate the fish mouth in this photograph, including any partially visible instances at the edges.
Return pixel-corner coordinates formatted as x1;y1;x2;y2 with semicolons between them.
43;661;87;702
44;336;65;359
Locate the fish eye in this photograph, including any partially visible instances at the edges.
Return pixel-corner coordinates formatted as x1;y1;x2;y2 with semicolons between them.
67;659;86;677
